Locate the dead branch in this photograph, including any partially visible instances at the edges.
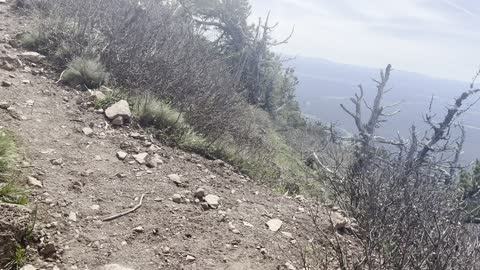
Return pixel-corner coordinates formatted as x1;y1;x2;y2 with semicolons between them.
102;193;146;222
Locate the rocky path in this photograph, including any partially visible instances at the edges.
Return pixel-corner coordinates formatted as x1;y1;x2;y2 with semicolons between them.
0;2;330;270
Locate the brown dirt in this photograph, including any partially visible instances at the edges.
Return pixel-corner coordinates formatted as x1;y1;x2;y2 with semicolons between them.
0;1;354;269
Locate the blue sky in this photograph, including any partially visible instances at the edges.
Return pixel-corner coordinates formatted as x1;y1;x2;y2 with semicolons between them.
250;0;480;81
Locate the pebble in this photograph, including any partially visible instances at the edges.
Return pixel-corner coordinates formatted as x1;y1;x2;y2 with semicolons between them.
116;151;128;160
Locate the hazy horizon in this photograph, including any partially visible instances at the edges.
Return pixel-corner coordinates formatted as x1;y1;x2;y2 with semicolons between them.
250;0;480;82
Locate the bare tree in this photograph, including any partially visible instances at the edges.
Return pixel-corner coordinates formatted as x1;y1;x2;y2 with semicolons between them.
301;65;480;270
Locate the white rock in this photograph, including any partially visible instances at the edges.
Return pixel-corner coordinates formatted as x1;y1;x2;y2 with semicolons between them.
27;176;43;188
133;153;148;164
116;151;128;160
204;194;220;209
285;262;297;270
133;226;144;233
243;221;254;227
90;90;106;101
18;52;46;63
101;264;135;270
90;205;100;210
266;219;283;232
20;265;37;270
105;100;131;121
281;231;294;239
82;127;93;136
186;255;196;262
68;211;77;222
168;174;181;182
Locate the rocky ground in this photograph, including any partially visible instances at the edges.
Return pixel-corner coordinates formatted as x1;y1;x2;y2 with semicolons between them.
0;1;356;269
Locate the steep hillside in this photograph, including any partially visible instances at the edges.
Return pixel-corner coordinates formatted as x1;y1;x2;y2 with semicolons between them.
0;2;355;270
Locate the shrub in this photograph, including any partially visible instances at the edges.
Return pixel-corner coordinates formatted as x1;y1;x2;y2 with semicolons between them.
132;97;190;143
62;57;108;89
18;30;47;50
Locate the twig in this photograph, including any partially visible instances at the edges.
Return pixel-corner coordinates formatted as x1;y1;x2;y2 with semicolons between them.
102;193;146;222
56;70;66;84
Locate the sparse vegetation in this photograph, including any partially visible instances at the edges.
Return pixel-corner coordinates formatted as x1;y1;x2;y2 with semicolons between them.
61;57;108;89
0;132;27;205
22;0;310;182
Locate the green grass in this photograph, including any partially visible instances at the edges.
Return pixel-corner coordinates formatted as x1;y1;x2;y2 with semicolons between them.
0;131;28;205
62;56;108;89
0;183;28;205
0;131;17;182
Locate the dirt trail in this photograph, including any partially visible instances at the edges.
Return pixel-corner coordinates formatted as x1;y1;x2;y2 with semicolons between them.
0;2;325;270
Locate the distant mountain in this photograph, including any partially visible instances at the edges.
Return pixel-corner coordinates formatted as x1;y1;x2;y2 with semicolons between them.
291;56;480;163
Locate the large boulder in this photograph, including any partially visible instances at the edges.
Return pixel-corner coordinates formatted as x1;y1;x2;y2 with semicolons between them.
0;203;31;267
105;100;131;121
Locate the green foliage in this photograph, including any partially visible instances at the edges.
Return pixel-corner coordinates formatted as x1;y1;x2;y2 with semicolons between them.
0;132;16;182
132;97;190;142
0;183;28;205
62;57;108;89
12;244;27;270
0;132;28;205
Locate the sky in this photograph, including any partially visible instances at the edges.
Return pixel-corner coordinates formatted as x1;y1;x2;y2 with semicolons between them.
250;0;480;82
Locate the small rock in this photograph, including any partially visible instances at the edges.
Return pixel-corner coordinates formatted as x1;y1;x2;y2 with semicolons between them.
105;100;131;121
111;116;124;126
90;205;100;211
186;255;196;262
68;211;77;222
0;101;10;109
266;219;283;232
82;127;94;136
281;231;294;239
116;151;128;160
243;221;254;228
90;90;106;101
285;262;297;270
146;156;161;168
20;265;37;270
50;158;63;166
80;169;94;177
168;174;186;187
133;153;148;164
133;226;144;233
1;80;12;87
27;176;43;188
172;194;183;204
25;100;35;106
101;264;135;270
22;80;30;85
204;194;220;209
193;188;205;199
162;246;171;254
